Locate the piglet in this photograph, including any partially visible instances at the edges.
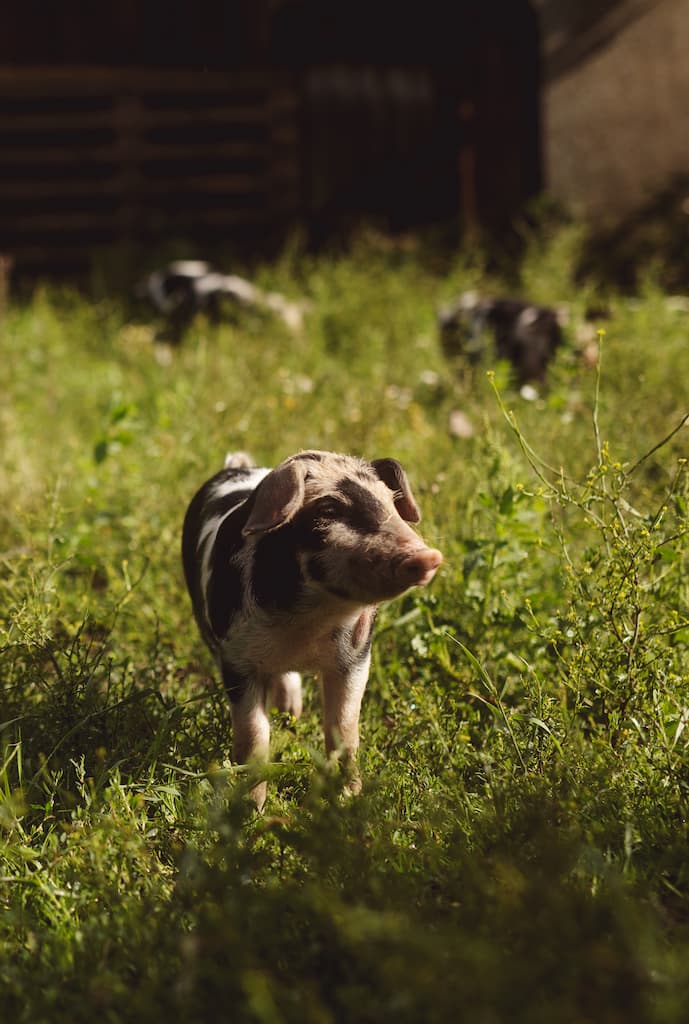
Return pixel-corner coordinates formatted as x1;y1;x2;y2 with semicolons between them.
439;292;562;385
182;449;443;807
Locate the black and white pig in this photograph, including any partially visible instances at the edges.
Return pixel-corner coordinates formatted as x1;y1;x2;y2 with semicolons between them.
438;292;563;385
182;450;443;807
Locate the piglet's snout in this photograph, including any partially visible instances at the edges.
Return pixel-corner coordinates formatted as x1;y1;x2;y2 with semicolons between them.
397;545;443;588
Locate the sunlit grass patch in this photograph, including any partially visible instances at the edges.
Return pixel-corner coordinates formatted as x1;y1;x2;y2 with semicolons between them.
2;234;689;1020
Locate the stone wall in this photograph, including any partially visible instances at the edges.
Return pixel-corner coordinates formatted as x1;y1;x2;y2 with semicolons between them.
539;0;689;222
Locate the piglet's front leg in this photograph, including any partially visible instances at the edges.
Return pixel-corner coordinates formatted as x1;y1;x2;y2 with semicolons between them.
224;670;271;810
227;671;303;810
320;613;376;794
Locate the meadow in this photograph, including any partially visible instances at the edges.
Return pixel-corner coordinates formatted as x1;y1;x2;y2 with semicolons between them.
2;228;689;1022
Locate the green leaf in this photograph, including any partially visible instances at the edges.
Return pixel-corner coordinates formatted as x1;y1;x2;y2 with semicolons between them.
499;486;515;516
93;439;109;464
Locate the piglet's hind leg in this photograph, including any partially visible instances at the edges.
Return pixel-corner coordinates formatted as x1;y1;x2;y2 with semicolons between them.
268;671;303;719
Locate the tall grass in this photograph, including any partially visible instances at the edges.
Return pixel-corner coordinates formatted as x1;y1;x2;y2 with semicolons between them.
2;233;689;1021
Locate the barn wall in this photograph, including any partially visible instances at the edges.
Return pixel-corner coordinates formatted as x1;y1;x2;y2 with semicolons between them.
0;67;299;276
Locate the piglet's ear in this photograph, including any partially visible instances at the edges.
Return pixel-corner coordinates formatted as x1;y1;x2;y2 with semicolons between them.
242;461;306;535
370;458;421;523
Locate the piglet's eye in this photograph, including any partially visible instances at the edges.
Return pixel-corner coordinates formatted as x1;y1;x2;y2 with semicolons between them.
313;497;345;518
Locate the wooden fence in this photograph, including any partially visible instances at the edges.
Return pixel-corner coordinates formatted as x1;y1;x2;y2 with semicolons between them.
0;67;299;275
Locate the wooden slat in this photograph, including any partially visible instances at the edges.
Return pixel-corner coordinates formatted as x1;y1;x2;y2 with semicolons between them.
3;206;268;234
136;140;266;160
0;112;114;132
1;145;121;165
3;211;121;231
0;66;270;95
147;175;267;194
1;139;266;165
0;172;268;199
143;208;268;225
5;244;106;264
0;180;123;198
0;111;266;134
128;106;269;126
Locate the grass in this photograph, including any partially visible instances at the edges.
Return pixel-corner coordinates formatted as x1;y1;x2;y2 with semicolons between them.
2;228;689;1021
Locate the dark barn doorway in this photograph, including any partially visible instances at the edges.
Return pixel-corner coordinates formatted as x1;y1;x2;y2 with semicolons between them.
272;0;541;239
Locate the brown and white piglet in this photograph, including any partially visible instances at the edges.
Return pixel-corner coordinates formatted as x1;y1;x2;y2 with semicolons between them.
181;449;442;807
